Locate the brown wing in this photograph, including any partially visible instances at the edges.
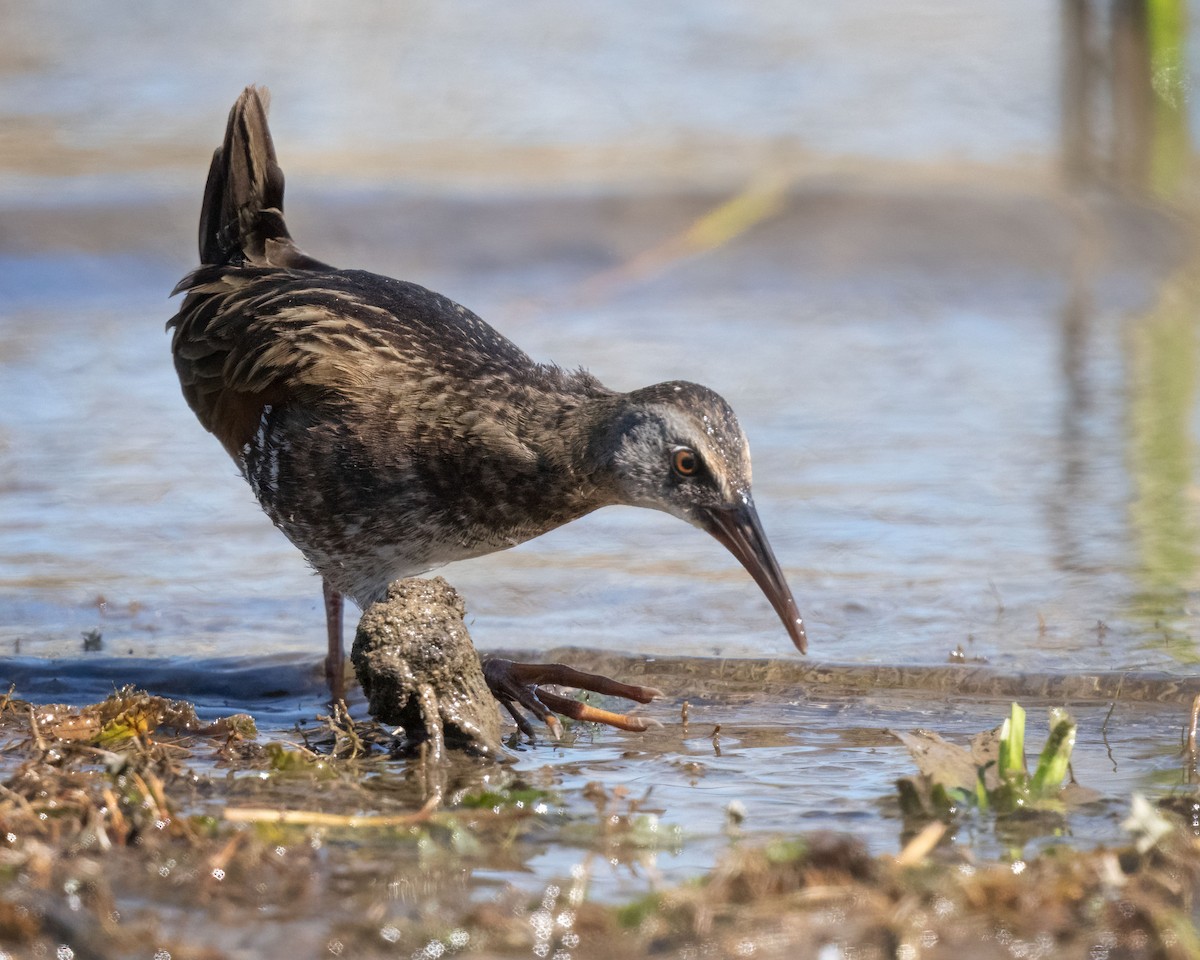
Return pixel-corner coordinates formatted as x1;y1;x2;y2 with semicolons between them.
169;85;577;467
169;269;419;458
169;262;556;462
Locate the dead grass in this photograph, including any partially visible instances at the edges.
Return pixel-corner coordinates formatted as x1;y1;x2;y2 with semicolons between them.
1;687;1200;959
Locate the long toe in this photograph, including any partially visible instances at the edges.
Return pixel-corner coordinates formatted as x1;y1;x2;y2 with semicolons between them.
482;657;660;737
535;689;657;732
496;660;663;704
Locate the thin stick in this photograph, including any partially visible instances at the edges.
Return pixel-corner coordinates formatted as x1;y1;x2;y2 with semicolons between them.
223;795;439;827
895;821;947;867
1186;694;1200;780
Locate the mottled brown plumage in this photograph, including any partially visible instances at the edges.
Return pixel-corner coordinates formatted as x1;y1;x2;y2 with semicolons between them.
169;86;806;736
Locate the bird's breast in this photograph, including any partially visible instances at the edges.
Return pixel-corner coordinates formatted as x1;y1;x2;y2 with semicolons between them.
237;398;602;607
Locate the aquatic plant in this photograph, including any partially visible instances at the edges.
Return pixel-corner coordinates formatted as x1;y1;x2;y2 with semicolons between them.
895;702;1079;822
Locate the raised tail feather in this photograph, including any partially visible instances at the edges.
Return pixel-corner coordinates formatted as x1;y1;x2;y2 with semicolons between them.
197;85;326;271
169;86;333;454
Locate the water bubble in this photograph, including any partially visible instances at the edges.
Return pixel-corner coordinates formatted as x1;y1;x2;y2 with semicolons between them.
530;908;553;939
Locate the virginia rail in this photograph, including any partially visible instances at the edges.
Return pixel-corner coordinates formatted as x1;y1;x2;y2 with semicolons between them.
168;87;806;736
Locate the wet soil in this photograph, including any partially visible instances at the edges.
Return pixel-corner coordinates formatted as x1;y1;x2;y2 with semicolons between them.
2;682;1200;959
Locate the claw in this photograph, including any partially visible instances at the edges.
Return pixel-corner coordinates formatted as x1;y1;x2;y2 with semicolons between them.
500;700;538;739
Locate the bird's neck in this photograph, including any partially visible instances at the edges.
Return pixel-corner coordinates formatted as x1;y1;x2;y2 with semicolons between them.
481;384;625;538
538;389;626;508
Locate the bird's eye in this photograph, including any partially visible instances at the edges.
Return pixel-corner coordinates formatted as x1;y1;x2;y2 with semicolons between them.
671;447;700;477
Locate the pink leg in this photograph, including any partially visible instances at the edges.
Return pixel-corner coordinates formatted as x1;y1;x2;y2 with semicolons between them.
323;580;345;702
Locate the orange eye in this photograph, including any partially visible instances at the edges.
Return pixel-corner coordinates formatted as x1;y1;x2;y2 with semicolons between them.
672;447;699;477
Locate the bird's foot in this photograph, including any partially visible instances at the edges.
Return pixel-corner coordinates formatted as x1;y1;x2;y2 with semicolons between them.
482;658;663;740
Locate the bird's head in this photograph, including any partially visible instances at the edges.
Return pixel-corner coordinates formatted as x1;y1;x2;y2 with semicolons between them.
598;381;807;653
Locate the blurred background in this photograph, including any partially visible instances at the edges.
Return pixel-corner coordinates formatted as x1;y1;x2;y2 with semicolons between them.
1;0;1199;682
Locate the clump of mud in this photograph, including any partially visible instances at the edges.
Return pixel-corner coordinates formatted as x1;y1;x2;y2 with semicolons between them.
351;576;503;757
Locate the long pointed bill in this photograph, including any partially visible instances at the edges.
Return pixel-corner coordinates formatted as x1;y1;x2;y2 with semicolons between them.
700;499;808;654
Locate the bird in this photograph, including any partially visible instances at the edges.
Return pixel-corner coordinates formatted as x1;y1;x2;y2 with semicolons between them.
168;86;807;737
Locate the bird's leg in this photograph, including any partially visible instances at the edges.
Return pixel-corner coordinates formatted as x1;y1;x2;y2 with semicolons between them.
322;579;346;702
482;658;663;739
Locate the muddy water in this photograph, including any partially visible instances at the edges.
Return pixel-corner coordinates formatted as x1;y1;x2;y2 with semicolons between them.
2;2;1200;923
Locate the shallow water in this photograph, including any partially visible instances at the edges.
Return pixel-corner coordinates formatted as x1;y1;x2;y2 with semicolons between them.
2;187;1195;673
2;650;1195;902
2;2;1200;917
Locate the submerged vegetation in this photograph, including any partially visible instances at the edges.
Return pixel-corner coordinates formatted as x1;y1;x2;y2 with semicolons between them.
1;687;1200;958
